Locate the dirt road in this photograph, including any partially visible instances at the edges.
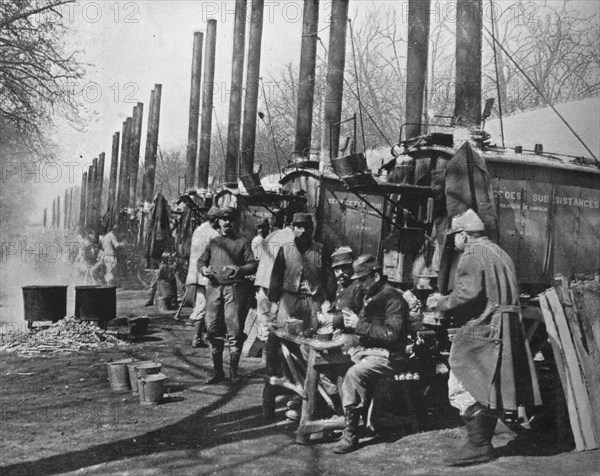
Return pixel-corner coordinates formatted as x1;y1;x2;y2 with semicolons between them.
1;291;598;475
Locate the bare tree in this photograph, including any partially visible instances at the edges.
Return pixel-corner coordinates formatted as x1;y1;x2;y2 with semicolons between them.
0;0;84;150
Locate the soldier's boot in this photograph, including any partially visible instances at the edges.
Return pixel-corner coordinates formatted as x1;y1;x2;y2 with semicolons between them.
229;349;242;385
445;411;497;466
204;341;225;384
333;407;361;454
191;319;209;348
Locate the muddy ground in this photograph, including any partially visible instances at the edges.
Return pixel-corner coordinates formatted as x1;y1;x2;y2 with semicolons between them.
1;290;598;476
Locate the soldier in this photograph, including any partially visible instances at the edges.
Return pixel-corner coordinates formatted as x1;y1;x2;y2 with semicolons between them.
251;217;272;345
99;224;123;286
269;212;326;331
427;209;541;466
328;246;363;314
334;254;409;454
198;207;257;384
185;206;220;348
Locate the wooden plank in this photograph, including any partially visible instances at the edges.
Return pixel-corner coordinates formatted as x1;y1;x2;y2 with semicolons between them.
562;289;600;439
539;294;585;451
545;289;597;449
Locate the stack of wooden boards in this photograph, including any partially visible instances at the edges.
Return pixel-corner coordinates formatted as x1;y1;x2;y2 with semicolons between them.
539;277;600;451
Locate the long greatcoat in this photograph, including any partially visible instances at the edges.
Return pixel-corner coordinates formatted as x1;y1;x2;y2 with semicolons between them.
437;237;542;412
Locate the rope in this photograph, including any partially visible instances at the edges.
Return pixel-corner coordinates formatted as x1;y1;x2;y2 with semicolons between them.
348;19;367;153
260;77;282;174
489;0;505;148
316;35;393;148
483;24;598;164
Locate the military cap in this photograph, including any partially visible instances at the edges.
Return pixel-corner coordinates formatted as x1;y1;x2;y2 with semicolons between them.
331;246;354;268
218;206;238;219
447;208;485;234
351;254;383;279
292;212;313;226
207;206;221;219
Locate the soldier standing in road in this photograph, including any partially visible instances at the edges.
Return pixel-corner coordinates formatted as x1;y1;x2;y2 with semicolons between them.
198;207;257;384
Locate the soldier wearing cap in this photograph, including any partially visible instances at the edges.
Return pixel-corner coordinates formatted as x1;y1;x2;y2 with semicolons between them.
185;206;221;348
198;206;258;384
427;209;541;466
329;246;363;315
268;212;326;331
251;217;271;263
334;254;409;454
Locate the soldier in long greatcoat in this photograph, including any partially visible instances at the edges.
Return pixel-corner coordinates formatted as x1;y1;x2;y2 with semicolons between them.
428;209;541;466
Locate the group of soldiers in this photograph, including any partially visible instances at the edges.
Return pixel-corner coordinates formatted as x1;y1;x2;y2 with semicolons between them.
78;224;124;286
183;206;541;464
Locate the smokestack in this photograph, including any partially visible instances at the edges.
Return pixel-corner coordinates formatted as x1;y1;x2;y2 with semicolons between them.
79;172;87;232
108;132;120;210
63;189;68;229
87;159;97;230
68;188;74;229
117;118;132;211
320;0;349;165
186;31;204;191
52;198;56;228
197;20;217;189
454;0;482;128
294;0;320;160
225;0;248;187
129;103;144;207
405;0;431;140
143;84;162;204
240;0;265;178
95;152;105;227
43;208;47;228
56;195;61;229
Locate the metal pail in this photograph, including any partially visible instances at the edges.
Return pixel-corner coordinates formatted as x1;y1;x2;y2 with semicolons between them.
106;359;134;391
139;373;167;405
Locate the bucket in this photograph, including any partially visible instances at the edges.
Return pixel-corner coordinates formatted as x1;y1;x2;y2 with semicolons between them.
74;285;117;323
106;359;134;391
127;360;160;394
139;373;167;405
22;286;67;323
135;362;162;379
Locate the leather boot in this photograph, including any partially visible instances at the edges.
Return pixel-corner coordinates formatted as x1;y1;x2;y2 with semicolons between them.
204;341;225;384
229;349;242;385
445;412;497;466
333;407;361;454
191;320;208;348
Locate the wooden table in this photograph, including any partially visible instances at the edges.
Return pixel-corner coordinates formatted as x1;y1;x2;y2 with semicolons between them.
263;328;352;444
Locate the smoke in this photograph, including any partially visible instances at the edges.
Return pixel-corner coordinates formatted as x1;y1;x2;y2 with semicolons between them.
0;227;88;326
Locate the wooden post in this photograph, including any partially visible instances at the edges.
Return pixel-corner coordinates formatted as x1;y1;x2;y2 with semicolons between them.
240;0;265;178
225;0;248;187
117;118;132;212
294;0;320;159
454;0;482;127
79;172;87;232
108;132;120;210
405;0;431;140
187;31;204;190
197;20;217;189
143;84;162;204
129;103;144;207
320;0;349;165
